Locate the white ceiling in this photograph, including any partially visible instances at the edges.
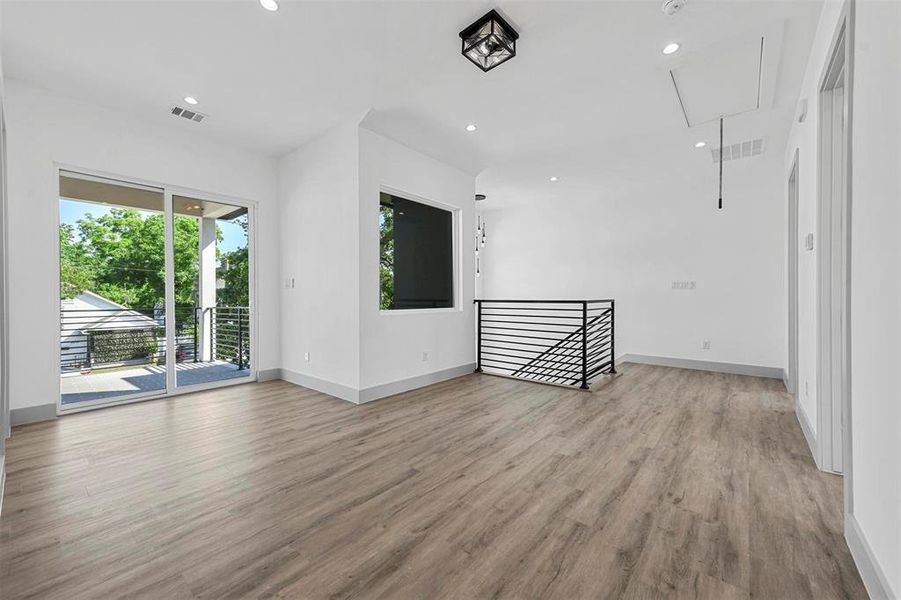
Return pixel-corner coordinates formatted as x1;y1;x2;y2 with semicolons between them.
2;0;823;196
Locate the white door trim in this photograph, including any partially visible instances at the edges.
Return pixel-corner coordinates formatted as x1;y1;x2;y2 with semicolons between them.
53;163;259;415
787;149;799;397
815;2;854;518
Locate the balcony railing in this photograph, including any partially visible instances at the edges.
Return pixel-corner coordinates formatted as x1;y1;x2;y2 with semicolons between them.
474;299;616;389
60;306;250;373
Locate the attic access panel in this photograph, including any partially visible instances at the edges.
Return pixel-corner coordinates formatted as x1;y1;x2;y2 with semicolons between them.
670;36;764;127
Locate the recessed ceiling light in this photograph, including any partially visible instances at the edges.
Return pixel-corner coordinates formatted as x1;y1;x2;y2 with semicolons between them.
695;141;706;148
466;124;477;132
260;0;278;11
549;176;559;182
662;43;680;55
183;96;198;105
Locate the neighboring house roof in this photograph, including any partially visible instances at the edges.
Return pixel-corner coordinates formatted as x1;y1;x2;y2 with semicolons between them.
61;291;158;332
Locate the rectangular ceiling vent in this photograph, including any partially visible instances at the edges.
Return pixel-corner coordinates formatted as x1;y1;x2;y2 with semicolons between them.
170;105;206;123
711;138;765;162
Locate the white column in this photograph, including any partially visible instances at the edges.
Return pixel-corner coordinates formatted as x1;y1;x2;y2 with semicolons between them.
198;217;217;361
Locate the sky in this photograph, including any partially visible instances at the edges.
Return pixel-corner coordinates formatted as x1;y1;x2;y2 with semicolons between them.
59;199;247;254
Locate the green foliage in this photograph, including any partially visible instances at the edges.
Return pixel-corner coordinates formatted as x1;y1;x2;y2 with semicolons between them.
218;246;249;306
59;223;97;299
379;203;394;310
217;215;249;307
59;208;249;310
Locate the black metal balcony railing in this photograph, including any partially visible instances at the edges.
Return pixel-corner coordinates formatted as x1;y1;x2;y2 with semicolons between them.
474;299;615;389
60;306;250;373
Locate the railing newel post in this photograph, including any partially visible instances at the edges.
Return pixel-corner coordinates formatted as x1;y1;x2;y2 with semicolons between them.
581;301;589;390
474;299;483;373
610;300;617;374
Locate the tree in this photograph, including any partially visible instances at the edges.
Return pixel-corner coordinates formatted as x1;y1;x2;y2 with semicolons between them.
59;223;97;299
379;203;394;309
60;208;199;308
60;208;249;310
218;246;249;306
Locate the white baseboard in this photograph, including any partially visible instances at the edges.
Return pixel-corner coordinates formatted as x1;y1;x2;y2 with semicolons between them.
617;353;783;379
278;363;477;405
11;403;57;426
279;369;360;403
0;457;5;518
846;512;896;599
794;396;819;469
358;363;476;404
256;368;282;382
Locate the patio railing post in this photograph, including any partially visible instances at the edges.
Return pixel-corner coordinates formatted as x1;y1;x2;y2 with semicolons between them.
193;307;198;363
237;307;244;370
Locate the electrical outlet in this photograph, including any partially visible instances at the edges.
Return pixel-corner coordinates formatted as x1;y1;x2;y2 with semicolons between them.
304;352;310;362
285;277;296;289
672;281;696;290
422;351;429;362
702;340;711;350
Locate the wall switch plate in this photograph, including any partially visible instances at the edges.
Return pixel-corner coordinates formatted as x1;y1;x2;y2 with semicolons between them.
805;233;814;251
304;352;310;362
422;351;429;362
285;277;296;289
702;340;711;350
672;281;696;290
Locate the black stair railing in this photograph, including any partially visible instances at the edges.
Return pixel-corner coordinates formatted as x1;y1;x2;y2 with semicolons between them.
474;299;616;389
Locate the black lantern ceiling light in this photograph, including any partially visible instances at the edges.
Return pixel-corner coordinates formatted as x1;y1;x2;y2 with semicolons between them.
459;10;519;72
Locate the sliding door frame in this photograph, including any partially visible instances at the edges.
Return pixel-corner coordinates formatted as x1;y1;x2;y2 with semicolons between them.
53;164;258;415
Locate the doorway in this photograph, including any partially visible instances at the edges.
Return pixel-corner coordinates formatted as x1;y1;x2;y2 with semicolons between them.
57;169;255;412
816;21;850;476
787;151;799;398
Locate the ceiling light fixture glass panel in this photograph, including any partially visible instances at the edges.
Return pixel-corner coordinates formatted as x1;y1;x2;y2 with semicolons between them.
459;9;519;72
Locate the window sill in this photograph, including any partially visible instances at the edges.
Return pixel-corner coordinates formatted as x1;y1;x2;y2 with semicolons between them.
378;307;461;316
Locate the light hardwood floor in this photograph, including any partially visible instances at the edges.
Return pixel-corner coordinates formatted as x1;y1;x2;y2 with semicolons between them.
0;363;866;599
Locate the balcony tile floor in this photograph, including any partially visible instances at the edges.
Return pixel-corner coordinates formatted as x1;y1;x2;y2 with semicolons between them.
60;361;250;405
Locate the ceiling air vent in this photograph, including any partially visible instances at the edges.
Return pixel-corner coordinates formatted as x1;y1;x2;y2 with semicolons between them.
711;138;764;162
170;105;206;123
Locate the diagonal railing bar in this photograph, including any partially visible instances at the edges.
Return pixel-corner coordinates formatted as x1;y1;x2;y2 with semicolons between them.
474;299;616;389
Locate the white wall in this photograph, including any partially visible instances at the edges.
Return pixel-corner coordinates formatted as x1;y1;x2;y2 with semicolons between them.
788;1;901;594
4;79;280;411
277;123;476;398
358;127;476;390
785;0;845;443
848;0;901;594
479;161;786;372
278;122;361;390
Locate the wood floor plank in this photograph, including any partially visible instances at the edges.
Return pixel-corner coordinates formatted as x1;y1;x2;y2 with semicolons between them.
0;364;867;599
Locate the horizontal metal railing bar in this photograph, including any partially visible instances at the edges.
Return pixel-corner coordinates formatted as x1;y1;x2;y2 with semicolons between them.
480;358;580;376
480;343;577;356
586;360;614;378
481;305;611;312
481;324;591;335
479;337;575;351
482;315;582;327
481;351;590;368
475;299;614;304
479;331;580;343
482;306;611;319
474;310;582;321
480;307;609;313
482;364;581;380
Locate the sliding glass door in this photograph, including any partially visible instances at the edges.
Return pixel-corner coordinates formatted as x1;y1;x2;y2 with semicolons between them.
172;195;251;389
58;171;254;411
